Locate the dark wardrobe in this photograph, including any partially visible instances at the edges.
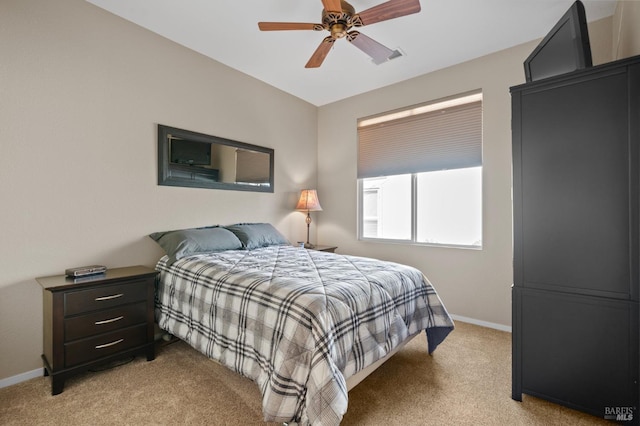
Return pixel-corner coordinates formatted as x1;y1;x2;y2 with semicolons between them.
511;55;639;422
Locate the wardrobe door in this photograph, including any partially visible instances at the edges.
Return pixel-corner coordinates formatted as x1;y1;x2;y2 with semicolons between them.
519;289;637;413
518;70;630;297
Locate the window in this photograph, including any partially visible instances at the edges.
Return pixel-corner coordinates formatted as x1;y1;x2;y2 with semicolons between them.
357;92;483;248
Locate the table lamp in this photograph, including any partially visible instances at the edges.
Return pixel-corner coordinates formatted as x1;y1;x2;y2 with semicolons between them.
295;189;323;248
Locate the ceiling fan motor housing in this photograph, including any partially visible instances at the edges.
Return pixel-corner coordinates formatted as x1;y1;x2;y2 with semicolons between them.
322;0;361;39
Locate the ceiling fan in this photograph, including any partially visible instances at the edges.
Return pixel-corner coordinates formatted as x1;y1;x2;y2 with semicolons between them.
258;0;421;68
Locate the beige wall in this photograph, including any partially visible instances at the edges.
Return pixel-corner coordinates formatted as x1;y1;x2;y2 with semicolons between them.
316;16;616;329
613;0;640;59
0;0;317;380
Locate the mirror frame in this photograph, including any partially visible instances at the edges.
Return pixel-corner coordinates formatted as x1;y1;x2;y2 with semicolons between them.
157;124;274;193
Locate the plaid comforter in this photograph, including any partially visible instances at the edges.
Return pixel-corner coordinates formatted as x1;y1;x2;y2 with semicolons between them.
154;245;454;425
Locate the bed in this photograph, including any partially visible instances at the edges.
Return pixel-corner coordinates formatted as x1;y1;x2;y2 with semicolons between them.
150;223;454;425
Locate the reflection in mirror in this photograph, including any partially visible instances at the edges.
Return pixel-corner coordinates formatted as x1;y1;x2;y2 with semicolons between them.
158;124;274;192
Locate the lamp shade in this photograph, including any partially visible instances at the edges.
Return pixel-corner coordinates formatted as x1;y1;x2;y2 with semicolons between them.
295;189;323;212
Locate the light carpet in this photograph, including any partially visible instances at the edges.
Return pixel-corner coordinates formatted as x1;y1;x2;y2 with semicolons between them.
0;321;608;425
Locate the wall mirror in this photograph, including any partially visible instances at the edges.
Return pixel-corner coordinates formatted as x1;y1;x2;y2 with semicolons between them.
157;124;274;192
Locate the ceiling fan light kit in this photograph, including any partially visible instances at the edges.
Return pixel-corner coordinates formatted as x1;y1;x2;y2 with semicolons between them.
258;0;421;68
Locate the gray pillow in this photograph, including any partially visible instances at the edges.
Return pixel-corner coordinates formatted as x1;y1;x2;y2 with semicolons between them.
225;223;289;250
149;226;243;266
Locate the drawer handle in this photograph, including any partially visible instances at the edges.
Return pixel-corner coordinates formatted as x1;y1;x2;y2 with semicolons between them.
94;316;124;325
94;293;123;301
95;338;124;349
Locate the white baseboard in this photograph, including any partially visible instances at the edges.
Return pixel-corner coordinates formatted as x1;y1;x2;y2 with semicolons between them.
450;314;512;333
0;368;43;389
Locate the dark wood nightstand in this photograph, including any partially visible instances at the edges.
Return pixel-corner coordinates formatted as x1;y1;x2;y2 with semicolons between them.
309;245;337;253
36;265;158;395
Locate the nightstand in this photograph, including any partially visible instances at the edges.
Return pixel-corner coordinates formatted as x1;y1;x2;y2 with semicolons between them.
36;265;158;395
309;245;337;253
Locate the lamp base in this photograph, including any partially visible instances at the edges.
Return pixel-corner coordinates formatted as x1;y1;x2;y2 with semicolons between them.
304;242;316;249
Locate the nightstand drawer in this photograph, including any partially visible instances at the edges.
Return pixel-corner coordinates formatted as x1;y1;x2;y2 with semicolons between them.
64;280;148;316
64;302;147;341
64;324;148;367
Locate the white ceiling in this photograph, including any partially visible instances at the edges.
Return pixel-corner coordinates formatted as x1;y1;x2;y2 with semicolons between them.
86;0;618;106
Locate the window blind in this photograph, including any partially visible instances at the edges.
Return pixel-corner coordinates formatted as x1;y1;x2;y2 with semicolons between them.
357;99;482;179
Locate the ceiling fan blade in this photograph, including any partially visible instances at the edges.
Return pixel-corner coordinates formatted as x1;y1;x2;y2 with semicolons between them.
305;37;335;68
347;31;394;64
258;22;321;31
356;0;421;26
321;0;343;12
